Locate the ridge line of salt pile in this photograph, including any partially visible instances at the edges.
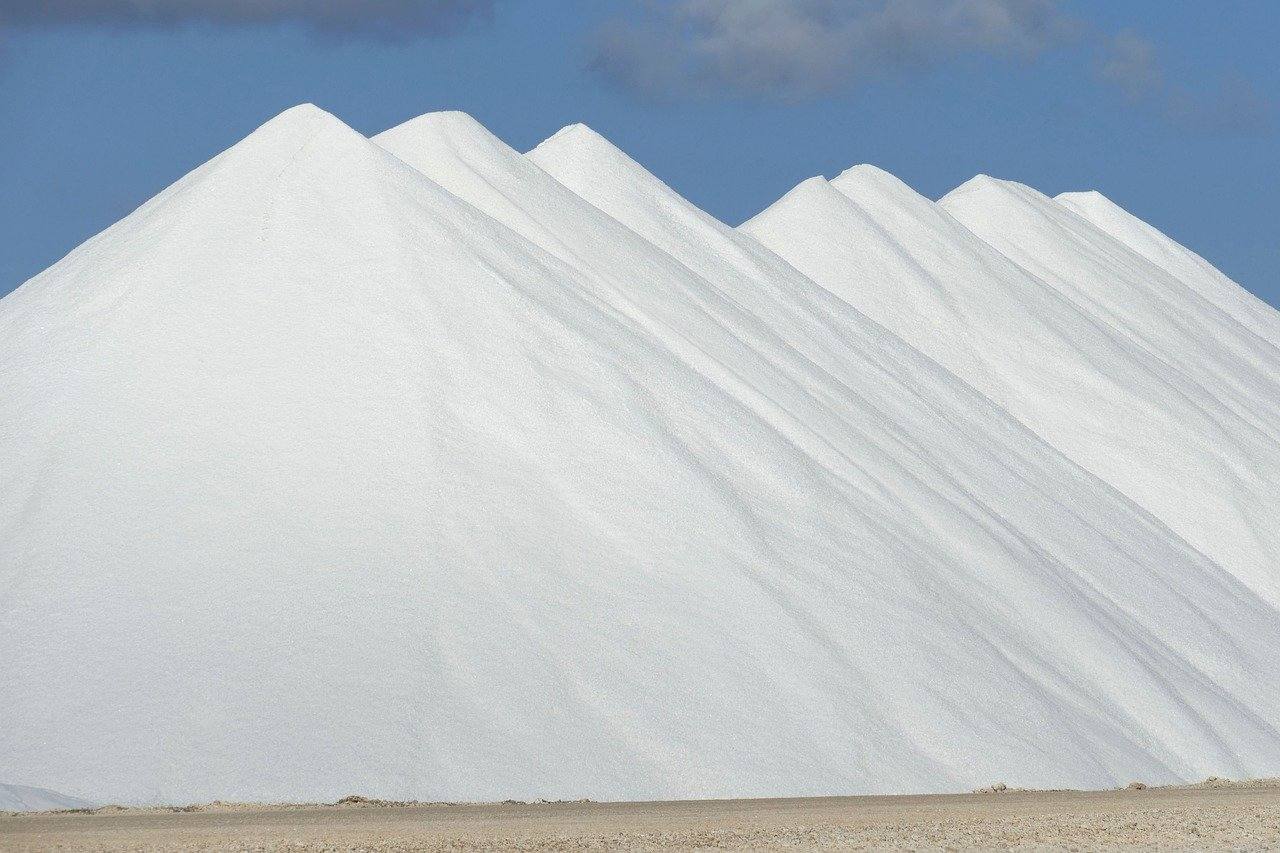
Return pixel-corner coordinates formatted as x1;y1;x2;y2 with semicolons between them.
936;173;1280;601
1054;189;1280;349
741;161;1280;607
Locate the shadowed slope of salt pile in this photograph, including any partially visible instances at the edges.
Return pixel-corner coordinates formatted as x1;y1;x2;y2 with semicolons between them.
2;107;1279;808
0;783;95;813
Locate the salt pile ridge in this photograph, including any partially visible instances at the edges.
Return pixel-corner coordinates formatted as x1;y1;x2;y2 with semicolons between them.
743;166;1280;606
2;105;1279;807
1055;189;1280;348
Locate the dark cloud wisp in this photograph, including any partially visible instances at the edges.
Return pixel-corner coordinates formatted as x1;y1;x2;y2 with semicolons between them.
0;0;498;40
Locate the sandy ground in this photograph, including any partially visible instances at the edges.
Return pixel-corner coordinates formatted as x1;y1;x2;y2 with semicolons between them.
2;779;1278;851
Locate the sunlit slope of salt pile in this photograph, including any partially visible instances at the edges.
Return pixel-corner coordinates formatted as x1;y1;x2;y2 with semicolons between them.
940;177;1280;425
939;177;1280;600
741;167;1280;606
3;106;1280;808
1055;190;1280;349
401;115;1280;781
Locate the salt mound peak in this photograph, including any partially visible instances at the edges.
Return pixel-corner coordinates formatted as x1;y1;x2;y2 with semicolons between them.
266;101;337;127
1052;189;1133;228
1052;188;1144;234
374;109;518;177
780;174;835;197
741;175;848;227
940;174;1071;233
939;172;1022;203
834;162;897;181
529;122;637;172
3;103;382;307
230;102;367;158
377;109;497;147
828;164;944;219
941;174;1076;216
1056;188;1111;205
831;163;917;198
537;121;607;149
529;120;739;242
167;101;392;207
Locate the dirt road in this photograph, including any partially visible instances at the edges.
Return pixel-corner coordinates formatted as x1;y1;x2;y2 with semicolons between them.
3;780;1278;850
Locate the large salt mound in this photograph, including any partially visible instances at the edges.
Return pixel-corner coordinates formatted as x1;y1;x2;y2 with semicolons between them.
741;166;1280;606
2;106;1279;806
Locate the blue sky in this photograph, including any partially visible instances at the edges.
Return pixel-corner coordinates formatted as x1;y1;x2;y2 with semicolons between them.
1;1;1276;306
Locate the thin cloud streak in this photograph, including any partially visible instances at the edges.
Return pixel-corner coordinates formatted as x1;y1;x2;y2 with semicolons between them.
1096;31;1275;135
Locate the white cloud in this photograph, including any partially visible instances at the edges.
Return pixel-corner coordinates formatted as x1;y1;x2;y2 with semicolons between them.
590;0;1076;100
